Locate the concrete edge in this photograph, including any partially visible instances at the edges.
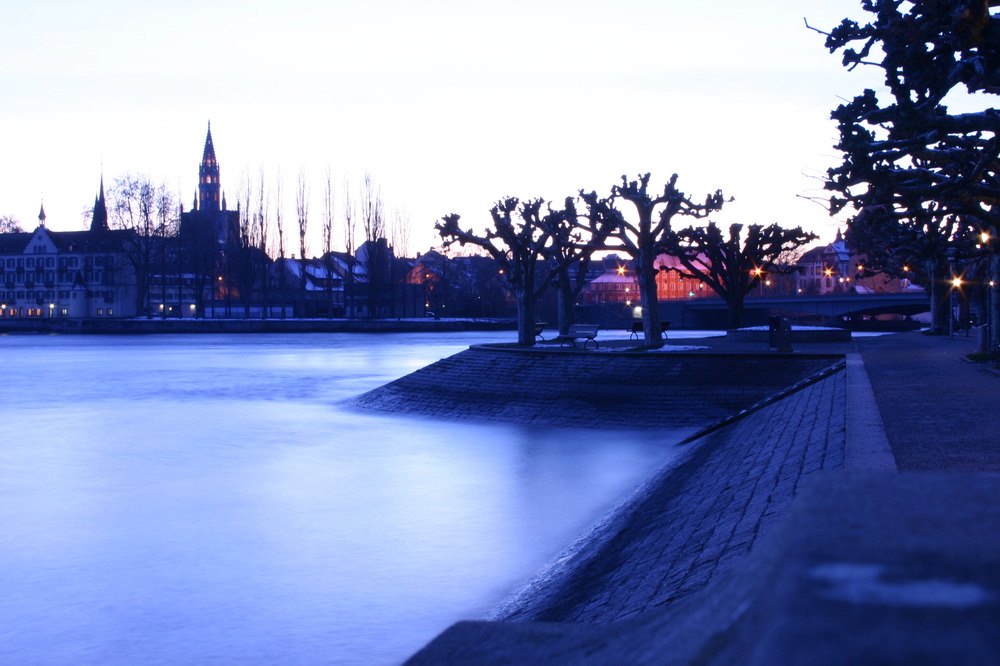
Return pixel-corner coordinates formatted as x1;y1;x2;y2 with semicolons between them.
485;439;706;621
674;357;846;446
845;353;897;471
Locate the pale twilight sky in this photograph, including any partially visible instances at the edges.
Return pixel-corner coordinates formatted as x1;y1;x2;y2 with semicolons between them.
1;0;883;257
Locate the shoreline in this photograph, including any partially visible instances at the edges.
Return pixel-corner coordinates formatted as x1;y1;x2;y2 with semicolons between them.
398;333;1000;664
0;317;517;335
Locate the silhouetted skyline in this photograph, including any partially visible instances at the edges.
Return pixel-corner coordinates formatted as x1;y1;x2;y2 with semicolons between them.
3;0;883;254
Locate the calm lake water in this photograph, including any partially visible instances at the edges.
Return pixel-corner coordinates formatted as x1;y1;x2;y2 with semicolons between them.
0;331;690;665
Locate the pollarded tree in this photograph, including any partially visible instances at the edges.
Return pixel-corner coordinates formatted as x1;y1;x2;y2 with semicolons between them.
437;198;577;345
581;173;727;347
818;0;1000;343
662;221;817;329
544;197;616;335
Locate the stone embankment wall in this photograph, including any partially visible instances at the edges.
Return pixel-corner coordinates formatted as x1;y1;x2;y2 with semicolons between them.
353;345;843;430
401;346;849;663
492;366;846;623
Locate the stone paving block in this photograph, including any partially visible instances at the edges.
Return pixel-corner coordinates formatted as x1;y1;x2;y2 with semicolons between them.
492;367;847;623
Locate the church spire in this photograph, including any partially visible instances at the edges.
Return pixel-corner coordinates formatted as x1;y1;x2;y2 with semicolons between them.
90;175;109;232
198;120;221;212
38;202;46;228
203;120;217;164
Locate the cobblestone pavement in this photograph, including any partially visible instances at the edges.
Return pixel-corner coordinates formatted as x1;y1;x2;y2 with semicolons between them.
494;366;846;623
676;330;1000;472
855;332;1000;471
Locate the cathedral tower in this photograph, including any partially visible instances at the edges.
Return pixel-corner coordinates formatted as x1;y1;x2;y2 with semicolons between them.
180;122;241;251
198;122;221;212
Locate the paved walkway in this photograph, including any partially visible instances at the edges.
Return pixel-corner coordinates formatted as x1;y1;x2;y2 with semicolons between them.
676;330;1000;472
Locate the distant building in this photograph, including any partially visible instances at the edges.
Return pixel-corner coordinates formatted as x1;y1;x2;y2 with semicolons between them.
404;251;508;318
796;229;916;295
179;122;240;251
581;254;712;305
178;122;242;310
0;201;138;319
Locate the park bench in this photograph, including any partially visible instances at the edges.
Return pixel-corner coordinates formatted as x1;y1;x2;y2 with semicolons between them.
554;323;601;349
629;320;671;341
534;322;547;341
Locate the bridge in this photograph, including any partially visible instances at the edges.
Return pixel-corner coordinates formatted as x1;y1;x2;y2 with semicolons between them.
658;291;930;329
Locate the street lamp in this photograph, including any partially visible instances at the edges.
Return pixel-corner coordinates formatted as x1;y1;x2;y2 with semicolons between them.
946;247;959;338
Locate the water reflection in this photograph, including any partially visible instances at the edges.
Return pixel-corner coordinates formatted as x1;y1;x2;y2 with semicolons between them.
0;332;689;664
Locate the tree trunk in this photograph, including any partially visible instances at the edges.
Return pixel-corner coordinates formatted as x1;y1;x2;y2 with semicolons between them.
726;296;745;330
990;252;1000;353
636;245;663;347
556;279;575;335
516;289;536;346
925;258;949;334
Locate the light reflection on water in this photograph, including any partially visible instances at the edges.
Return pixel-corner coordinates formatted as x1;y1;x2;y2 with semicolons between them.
0;331;690;665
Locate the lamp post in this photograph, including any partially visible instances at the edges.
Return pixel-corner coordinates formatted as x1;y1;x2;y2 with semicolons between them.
982;228;998;354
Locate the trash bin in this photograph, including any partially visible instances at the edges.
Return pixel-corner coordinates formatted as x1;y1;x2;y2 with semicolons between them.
977;324;990;354
768;315;793;352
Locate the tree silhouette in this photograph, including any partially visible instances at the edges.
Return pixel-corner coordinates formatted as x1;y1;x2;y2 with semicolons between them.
0;215;23;233
818;0;1000;341
438;198;577;345
581;173;726;347
662;222;817;329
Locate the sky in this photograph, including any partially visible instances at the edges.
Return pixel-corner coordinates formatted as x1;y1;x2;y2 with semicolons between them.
1;0;885;257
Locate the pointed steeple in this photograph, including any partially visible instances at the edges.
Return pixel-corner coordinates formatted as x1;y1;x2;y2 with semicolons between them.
38;202;46;228
198;120;221;212
90;175;109;232
203;120;217;164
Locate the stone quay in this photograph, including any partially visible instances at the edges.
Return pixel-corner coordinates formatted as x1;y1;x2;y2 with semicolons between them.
352;331;1000;665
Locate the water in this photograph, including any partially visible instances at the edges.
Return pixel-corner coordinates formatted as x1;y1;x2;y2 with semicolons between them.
0;331;690;665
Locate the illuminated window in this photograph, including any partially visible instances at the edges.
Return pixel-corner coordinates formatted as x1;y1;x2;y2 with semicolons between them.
60;308;68;316
97;308;104;316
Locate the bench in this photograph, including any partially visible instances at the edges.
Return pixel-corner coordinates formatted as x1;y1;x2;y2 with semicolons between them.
534;322;547;341
629;320;671;341
554;323;601;349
